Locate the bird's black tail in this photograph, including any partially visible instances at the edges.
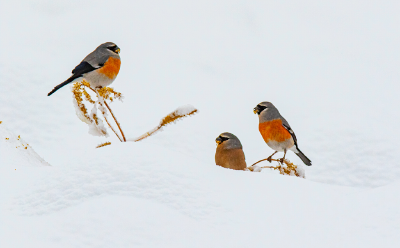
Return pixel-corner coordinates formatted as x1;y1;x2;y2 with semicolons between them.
47;75;80;96
295;148;312;166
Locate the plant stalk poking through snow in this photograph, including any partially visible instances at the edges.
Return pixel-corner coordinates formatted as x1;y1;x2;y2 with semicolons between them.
72;81;126;142
96;142;112;148
128;105;198;142
72;81;198;146
247;158;305;178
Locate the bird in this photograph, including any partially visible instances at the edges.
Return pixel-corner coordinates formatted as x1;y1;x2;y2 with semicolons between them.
215;132;247;170
253;102;312;166
47;42;121;96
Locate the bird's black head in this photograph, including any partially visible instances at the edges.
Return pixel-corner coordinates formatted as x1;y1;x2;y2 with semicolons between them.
253;102;274;115
216;135;229;145
107;44;120;54
253;104;267;115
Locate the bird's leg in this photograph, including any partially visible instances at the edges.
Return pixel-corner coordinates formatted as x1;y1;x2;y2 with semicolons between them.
279;149;287;164
267;151;278;163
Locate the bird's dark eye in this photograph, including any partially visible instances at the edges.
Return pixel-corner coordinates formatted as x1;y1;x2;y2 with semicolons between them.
216;135;229;144
107;45;119;53
254;104;267;115
258;105;267;111
220;136;229;142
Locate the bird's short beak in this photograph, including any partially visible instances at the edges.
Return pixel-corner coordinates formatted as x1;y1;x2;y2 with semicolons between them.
116;48;120;54
216;137;222;144
253;107;258;114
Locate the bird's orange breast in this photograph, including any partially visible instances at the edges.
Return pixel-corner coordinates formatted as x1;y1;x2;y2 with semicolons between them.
259;119;291;143
98;57;121;79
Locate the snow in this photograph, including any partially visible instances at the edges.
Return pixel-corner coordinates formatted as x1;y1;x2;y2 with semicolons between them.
0;124;50;167
72;91;92;125
247;164;262;172
1;0;400;247
1;138;399;247
174;104;197;116
88;103;109;137
295;163;306;178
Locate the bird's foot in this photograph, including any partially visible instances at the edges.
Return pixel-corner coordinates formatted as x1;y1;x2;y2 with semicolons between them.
279;158;284;164
267;156;273;163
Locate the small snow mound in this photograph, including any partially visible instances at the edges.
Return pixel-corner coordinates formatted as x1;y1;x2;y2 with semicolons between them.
0;123;50;167
295;164;306;179
175;104;198;116
246;165;263;172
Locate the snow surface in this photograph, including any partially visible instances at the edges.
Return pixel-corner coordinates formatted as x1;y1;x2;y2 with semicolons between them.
1;0;400;247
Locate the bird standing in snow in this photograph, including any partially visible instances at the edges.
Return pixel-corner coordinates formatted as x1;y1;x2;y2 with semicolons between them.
47;42;121;96
215;132;247;170
253;102;312;166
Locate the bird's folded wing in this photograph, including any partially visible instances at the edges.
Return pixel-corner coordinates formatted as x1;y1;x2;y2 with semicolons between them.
71;61;98;76
282;123;298;146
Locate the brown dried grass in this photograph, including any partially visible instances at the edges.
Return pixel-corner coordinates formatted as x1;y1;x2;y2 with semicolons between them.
247;158;305;178
96;142;112;148
72;81;125;142
132;108;198;142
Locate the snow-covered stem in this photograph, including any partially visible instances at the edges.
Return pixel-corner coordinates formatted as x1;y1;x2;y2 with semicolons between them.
248;158;305;178
85;84;125;142
128;104;198;142
98;101;123;142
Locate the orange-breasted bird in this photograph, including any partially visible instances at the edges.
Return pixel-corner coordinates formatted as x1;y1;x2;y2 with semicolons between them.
47;42;121;96
215;132;247;170
253;102;312;166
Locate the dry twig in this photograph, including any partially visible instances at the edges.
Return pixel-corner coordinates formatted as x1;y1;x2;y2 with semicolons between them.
72;81;125;142
96;142;112;148
247;158;305;178
130;106;198;142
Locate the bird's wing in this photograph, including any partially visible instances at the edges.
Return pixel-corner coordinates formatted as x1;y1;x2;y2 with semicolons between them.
71;61;100;76
282;122;298;147
72;47;112;76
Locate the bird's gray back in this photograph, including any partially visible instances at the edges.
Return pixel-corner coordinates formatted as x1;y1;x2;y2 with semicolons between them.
83;42;120;67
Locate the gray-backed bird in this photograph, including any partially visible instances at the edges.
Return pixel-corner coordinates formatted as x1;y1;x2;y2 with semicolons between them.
215;132;247;170
253;102;312;166
48;42;121;96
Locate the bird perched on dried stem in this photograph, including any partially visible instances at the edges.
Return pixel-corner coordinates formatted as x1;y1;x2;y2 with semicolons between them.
253;102;312;166
215;132;247;170
48;42;121;96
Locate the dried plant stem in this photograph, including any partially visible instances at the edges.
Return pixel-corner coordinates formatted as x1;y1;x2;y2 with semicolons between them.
251;158;271;167
129;107;198;142
260;165;275;169
132;126;159;142
250;158;285;167
103;101;126;142
248;158;304;178
96;142;112;148
86;85;126;142
100;107;123;142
